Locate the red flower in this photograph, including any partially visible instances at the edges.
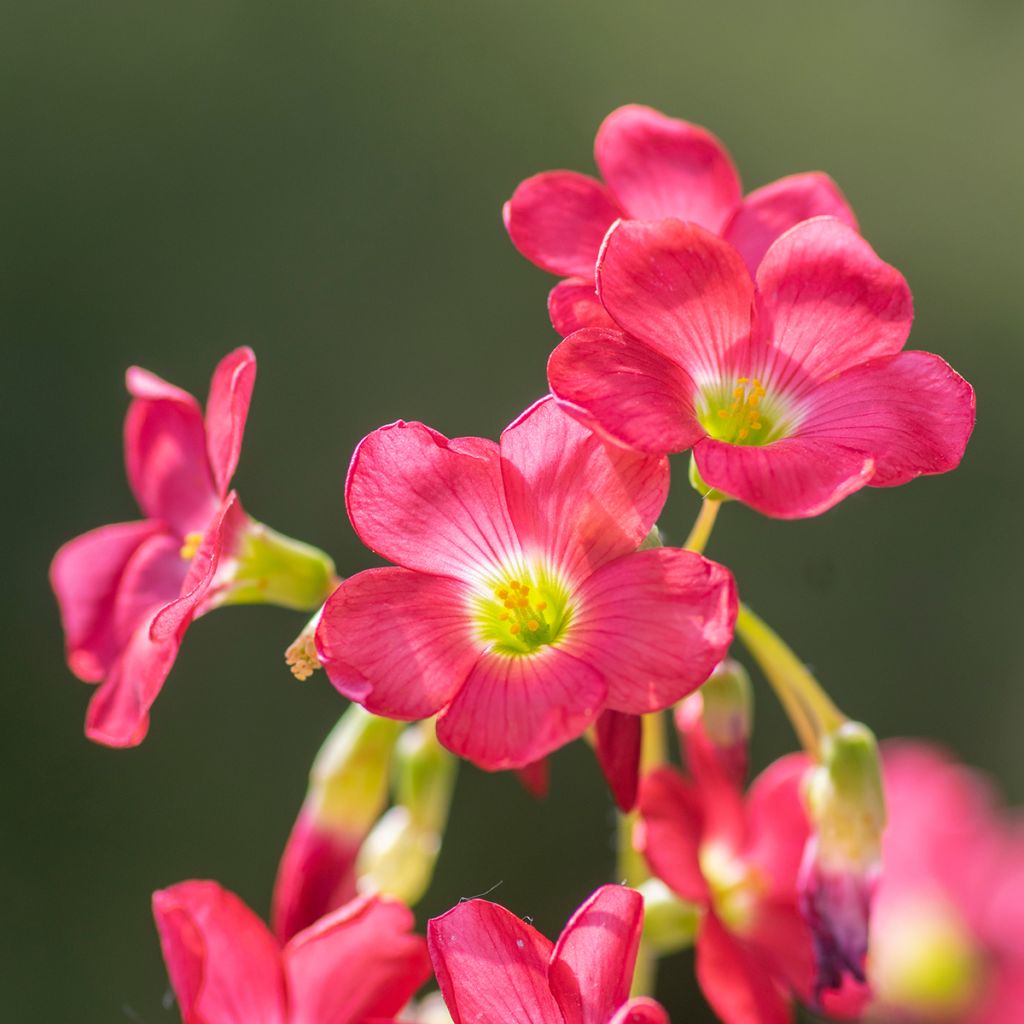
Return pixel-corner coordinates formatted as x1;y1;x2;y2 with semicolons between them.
153;881;429;1024
548;217;974;518
316;397;736;770
504;104;857;336
428;884;667;1024
637;709;868;1023
869;742;1024;1023
50;349;256;747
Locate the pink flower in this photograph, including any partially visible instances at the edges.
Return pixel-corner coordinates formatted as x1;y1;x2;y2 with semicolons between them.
315;397;736;771
50;348;256;747
504;104;857;336
153;881;430;1024
868;742;1024;1023
548;217;975;518
427;884;668;1024
637;711;868;1023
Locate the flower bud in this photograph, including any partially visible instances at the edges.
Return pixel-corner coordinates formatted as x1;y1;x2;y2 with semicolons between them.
676;658;753;789
799;721;886;1001
356;720;457;907
688;456;731;503
220;520;337;612
637;877;700;954
271;705;402;940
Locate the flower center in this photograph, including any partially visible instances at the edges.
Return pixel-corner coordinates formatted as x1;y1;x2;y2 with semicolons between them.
700;841;762;933
697;377;790;446
473;568;572;656
180;531;204;560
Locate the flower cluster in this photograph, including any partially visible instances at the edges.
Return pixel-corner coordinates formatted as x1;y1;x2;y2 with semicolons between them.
50;104;1000;1024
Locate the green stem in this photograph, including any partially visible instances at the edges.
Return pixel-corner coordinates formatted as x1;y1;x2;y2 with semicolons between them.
734;602;846;758
618;711;667;997
683;498;721;555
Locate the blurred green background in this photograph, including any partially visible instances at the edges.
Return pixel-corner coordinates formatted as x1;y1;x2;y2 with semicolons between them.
3;1;1022;1020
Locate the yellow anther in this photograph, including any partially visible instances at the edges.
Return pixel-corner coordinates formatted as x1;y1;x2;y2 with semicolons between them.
737;377;749;383
738;427;749;440
510;580;521;590
517;598;529;609
527;620;539;631
497;588;509;599
499;611;509;621
535;601;548;611
747;393;760;408
751;422;762;431
520;585;530;595
504;600;515;609
180;531;204;560
510;624;521;635
733;387;745;398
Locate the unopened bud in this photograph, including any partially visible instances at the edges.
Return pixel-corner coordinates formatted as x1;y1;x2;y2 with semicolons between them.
799;721;886;1001
637;877;700;954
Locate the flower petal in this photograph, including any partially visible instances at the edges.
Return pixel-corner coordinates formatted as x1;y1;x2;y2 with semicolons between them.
503;171;622;278
797;351;975;486
548;329;705;456
150;492;248;642
436;646;605;770
346;421;519;579
549;884;643;1024
692;436;875;519
428;899;560;1024
745;754;812;897
316;567;480;720
724;173;858;274
594;710;642;812
754;218;912;392
695;914;791;1024
569;548;736;714
548;277;615;337
516;757;551;799
499;397;669;580
124;366;219;535
594;105;741;230
49;519;162;681
636;767;709;904
205;346;256;497
596;218;755;384
152;881;287;1024
284;895;431;1024
607;998;671;1024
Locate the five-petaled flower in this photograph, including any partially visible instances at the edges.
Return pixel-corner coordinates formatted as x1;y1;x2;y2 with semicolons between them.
868;742;1024;1023
504;103;858;336
548;216;975;518
428;884;668;1024
637;704;868;1024
153;881;429;1024
315;396;736;771
50;348;257;747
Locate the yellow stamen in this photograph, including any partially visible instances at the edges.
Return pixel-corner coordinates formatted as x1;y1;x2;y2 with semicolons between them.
527;620;539;631
509;623;521;635
179;531;203;560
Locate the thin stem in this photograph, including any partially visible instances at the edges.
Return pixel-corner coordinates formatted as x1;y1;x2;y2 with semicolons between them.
734;602;846;758
683;498;721;555
618;711;667;997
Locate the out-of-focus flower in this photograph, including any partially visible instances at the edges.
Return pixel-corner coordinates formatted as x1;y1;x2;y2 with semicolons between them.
504;103;857;336
637;730;867;1023
316;397;735;770
548;217;974;519
868;742;1024;1023
153;881;429;1024
427;884;668;1024
798;722;885;1002
51;349;336;746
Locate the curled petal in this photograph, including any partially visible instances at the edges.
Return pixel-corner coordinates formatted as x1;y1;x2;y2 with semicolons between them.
500;397;669;580
754;218;912;393
549;884;643;1024
436;646;605;770
569;548;736;714
692;436;874;519
595;105;741;230
725;172;857;273
548;277;615;337
548;329;704;456
607;998;671;1024
152;881;286;1024
50;519;162;681
428;899;560;1024
346;421;520;579
205;346;256;496
316;567;480;720
124;366;219;535
504;171;621;278
283;895;431;1024
594;710;642;812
